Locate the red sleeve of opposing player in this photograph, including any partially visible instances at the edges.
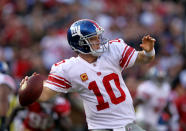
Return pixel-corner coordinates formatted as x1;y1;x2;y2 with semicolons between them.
53;99;71;116
119;46;135;69
46;73;72;89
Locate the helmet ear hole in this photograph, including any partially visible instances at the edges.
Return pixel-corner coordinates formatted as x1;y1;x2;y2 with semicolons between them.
85;46;89;50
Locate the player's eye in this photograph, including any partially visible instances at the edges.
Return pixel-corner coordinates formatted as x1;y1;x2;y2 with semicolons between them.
89;36;100;44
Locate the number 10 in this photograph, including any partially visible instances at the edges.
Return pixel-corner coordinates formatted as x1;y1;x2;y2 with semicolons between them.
88;73;126;111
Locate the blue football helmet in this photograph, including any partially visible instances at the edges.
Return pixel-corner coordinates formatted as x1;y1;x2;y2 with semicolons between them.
67;19;108;56
0;61;9;74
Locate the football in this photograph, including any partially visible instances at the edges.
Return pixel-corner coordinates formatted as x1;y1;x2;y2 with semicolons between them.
18;74;44;106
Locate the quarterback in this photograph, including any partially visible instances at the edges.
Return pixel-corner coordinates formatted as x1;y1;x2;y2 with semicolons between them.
21;19;155;131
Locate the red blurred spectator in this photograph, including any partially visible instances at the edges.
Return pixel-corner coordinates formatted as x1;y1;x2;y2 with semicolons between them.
175;94;186;131
13;48;32;79
174;71;186;131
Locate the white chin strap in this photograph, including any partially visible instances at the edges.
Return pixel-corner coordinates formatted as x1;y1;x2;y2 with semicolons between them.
90;43;109;57
90;49;104;57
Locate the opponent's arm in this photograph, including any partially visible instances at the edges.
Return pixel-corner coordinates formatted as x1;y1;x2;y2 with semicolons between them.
0;85;11;117
0;84;11;130
135;35;156;64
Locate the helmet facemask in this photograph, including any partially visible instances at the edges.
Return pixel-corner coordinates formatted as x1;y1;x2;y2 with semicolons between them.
79;30;109;56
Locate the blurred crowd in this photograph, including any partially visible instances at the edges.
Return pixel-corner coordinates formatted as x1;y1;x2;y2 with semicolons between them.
0;0;186;131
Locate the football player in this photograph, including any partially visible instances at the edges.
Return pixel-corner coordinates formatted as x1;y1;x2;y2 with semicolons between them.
21;19;156;131
0;61;16;131
134;67;171;130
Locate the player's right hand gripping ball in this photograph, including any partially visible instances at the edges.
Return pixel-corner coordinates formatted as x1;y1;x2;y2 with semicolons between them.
19;74;44;106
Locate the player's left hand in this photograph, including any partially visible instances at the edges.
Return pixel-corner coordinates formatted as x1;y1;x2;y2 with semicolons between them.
140;35;156;52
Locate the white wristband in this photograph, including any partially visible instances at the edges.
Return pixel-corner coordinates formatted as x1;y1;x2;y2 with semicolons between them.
144;48;155;57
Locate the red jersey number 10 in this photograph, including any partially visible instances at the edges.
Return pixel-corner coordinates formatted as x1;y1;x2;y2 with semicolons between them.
88;73;126;111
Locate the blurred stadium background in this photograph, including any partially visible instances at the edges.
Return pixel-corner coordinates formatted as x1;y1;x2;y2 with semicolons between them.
0;0;186;131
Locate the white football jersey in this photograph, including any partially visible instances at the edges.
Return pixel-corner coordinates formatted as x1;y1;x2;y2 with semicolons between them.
0;73;16;91
136;80;170;126
44;39;138;129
